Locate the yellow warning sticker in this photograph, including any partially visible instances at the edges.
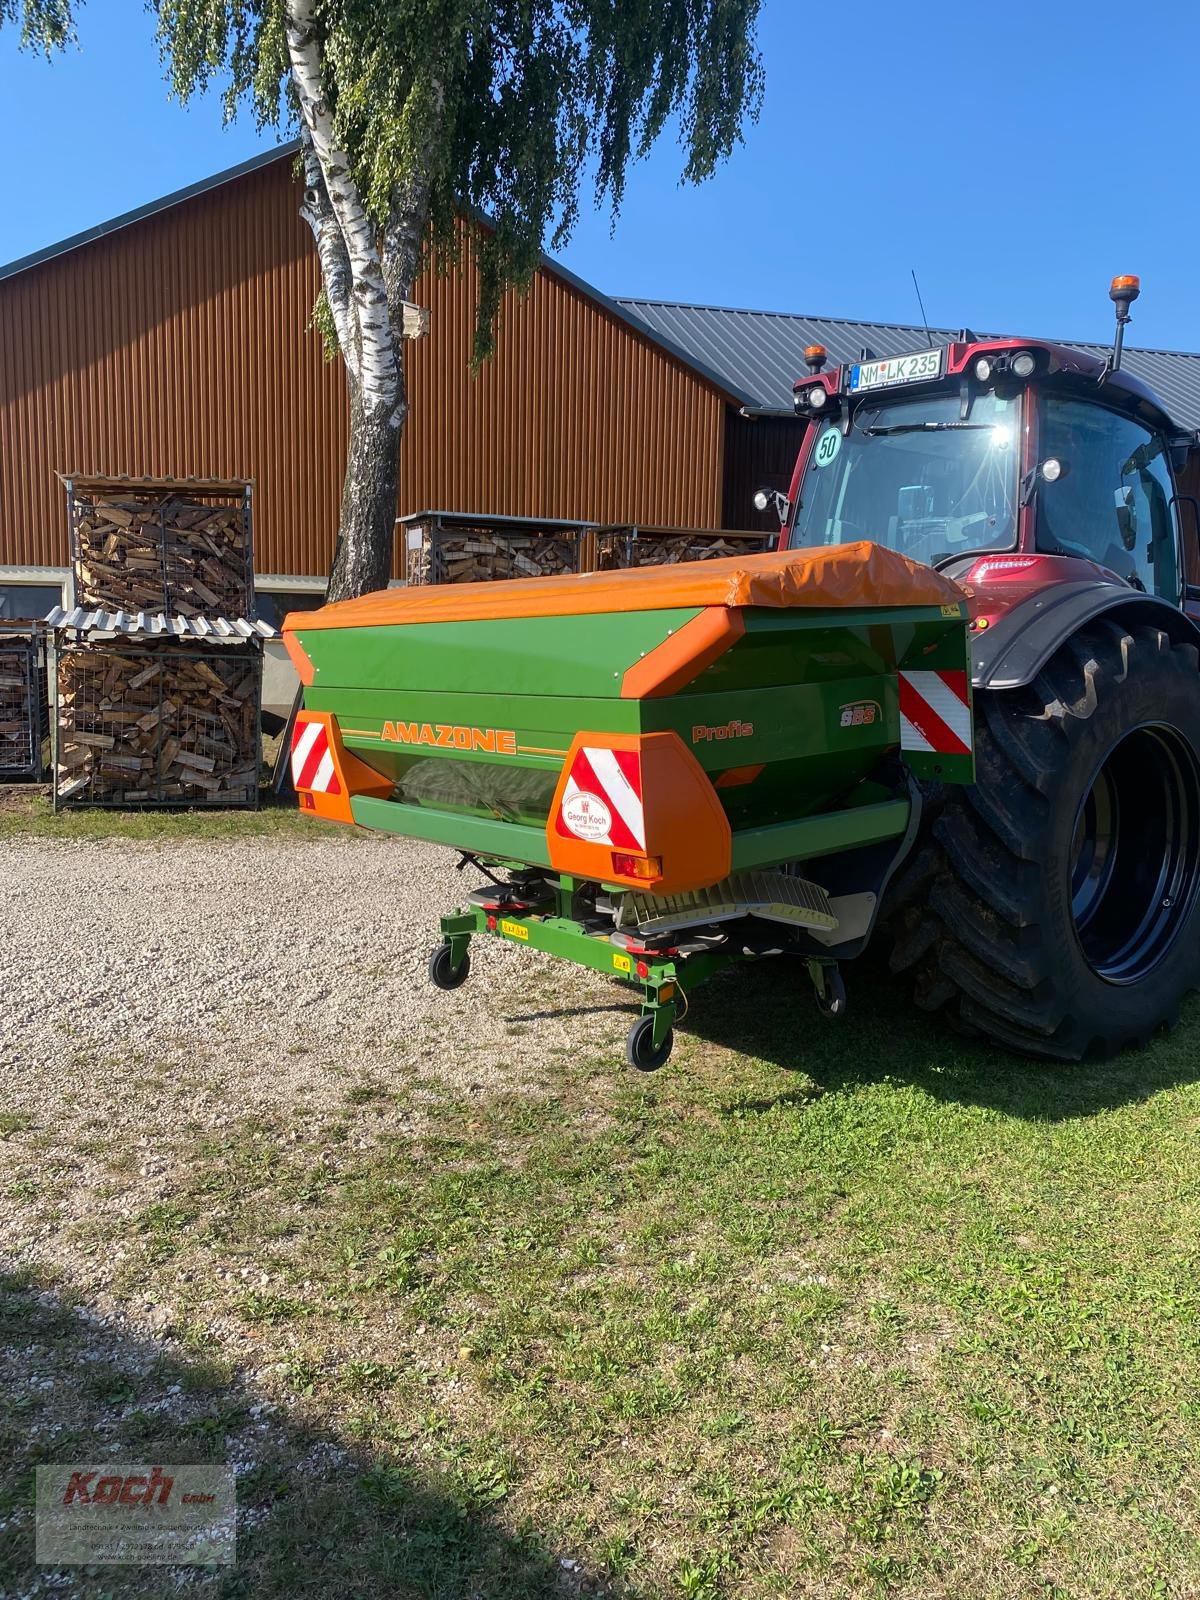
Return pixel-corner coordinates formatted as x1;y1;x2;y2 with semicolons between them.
940;603;962;617
500;919;529;940
612;952;632;973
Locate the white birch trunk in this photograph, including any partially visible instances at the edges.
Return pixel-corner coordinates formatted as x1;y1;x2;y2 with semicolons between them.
285;0;398;414
284;0;430;598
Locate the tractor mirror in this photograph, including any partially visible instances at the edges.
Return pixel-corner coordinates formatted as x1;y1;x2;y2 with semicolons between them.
1115;486;1137;551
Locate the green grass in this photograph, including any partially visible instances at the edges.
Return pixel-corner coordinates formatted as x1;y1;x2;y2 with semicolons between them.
8;962;1200;1597
0;787;349;840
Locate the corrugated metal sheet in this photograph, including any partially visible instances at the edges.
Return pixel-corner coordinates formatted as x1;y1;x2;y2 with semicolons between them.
402;233;725;534
618;299;1200;431
46;607;276;639
0;155;344;578
0;150;726;579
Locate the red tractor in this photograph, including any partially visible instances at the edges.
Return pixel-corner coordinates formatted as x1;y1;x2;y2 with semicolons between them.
766;276;1200;1059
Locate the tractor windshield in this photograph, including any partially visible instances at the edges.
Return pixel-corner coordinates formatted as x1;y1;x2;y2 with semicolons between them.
790;390;1020;566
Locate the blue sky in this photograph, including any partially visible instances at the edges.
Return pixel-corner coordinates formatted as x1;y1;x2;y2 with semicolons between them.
4;0;1199;352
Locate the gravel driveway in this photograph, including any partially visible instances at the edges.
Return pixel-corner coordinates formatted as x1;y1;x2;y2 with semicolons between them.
1;835;628;1125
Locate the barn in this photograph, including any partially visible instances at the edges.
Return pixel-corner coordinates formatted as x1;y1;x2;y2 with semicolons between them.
0;142;803;624
4;140;1200;626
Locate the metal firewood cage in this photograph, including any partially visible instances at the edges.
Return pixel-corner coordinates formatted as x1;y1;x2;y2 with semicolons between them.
52;638;262;811
0;626;46;780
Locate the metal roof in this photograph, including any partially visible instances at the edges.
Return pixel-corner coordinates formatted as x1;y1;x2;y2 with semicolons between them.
617;299;1200;432
46;607;276;640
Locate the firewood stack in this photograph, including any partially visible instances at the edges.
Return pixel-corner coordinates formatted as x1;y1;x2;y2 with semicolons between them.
597;526;774;569
404;516;583;586
53;475;264;809
0;633;39;776
71;485;251;615
400;513;770;588
55;644;260;804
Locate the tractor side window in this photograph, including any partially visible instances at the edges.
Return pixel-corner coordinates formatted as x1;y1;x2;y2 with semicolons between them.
1037;397;1179;600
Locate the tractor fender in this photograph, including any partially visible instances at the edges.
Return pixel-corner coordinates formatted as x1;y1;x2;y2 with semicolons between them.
971;581;1200;691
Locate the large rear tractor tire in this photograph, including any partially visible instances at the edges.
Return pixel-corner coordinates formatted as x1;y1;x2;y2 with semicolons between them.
888;621;1200;1059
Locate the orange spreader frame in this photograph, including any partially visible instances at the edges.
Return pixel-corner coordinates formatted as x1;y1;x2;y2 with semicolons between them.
546;730;731;895
291;711;391;825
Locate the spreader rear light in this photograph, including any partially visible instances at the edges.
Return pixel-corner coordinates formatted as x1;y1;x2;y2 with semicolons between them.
611;852;662;881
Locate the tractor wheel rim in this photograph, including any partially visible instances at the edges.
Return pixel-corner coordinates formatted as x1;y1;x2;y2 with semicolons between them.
1069;722;1200;984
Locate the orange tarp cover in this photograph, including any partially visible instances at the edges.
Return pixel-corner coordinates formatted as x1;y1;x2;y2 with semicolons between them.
286;542;966;633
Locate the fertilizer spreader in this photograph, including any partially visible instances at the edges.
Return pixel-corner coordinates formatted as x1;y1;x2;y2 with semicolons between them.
283;543;973;1068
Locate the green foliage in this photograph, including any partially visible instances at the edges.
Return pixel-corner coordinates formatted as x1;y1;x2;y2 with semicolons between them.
0;0;73;51
7;0;763;360
308;284;340;361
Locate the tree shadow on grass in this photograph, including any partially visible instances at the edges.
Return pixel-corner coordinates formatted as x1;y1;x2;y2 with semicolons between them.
677;948;1200;1124
0;1266;631;1600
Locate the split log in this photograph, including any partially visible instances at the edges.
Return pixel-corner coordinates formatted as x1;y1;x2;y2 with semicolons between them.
55;642;260;806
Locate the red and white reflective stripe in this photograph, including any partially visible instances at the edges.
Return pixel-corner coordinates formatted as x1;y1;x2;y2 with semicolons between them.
555;745;645;849
291;719;342;795
898;670;972;757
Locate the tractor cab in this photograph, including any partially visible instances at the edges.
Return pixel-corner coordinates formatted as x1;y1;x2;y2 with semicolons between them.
772;278;1200;632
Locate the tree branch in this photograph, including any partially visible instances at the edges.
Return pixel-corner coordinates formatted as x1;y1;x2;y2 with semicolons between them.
379;78;444;342
297;130;356;373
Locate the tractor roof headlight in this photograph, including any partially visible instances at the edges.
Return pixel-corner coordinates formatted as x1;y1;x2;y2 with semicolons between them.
807;385;828;410
1011;350;1037;378
753;488;771;512
973;356;993;383
1042;457;1063;482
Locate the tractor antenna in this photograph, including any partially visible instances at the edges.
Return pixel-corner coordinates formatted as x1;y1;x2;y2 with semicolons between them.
911;268;934;348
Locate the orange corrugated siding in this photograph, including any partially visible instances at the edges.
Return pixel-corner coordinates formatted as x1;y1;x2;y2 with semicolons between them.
0;151;725;578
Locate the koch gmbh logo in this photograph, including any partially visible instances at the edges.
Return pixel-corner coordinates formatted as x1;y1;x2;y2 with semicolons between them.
36;1462;235;1565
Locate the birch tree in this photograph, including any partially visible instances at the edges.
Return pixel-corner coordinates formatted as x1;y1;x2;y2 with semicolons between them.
4;0;764;599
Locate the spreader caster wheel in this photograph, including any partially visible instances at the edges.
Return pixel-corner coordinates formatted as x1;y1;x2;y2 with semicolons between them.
428;943;471;991
814;965;847;1020
626;1015;674;1072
